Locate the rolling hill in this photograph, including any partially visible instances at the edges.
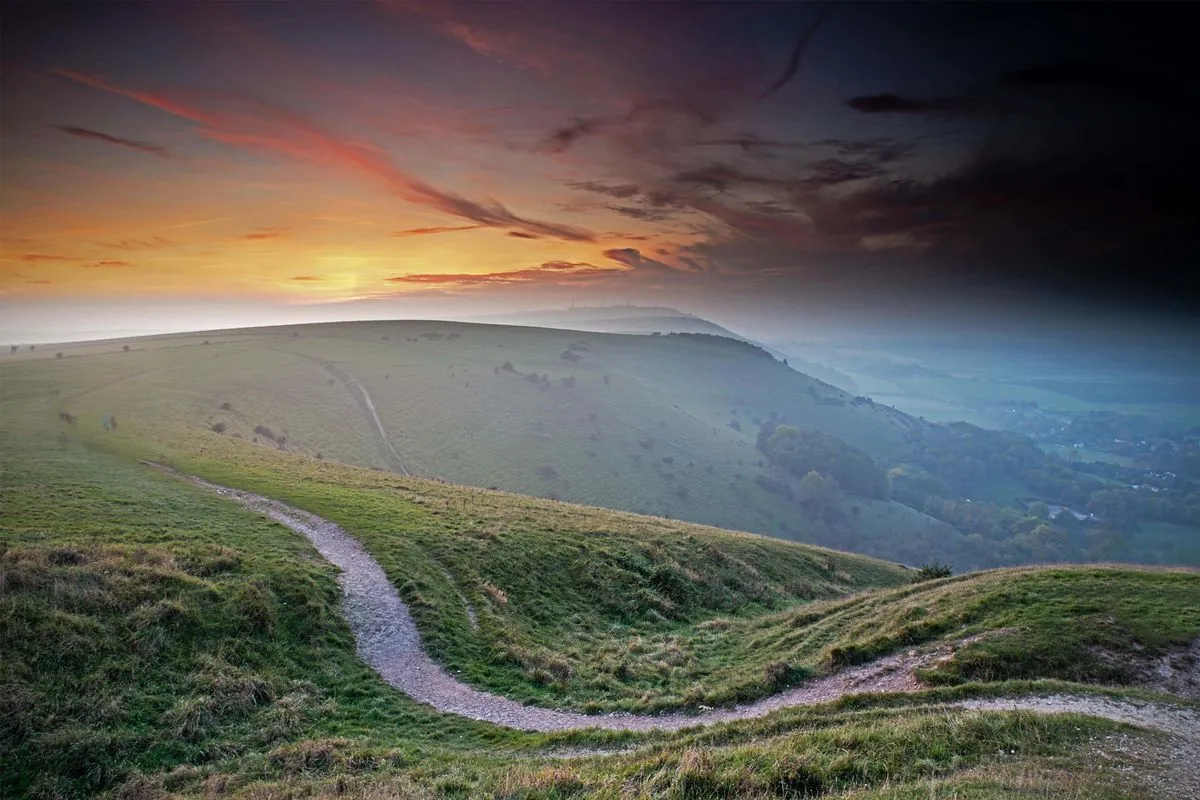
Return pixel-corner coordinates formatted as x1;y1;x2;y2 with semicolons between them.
1;320;962;565
473;305;753;339
3;409;1198;799
5;319;1196;571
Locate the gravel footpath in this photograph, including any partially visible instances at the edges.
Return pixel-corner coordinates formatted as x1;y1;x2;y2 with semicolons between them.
160;465;1200;746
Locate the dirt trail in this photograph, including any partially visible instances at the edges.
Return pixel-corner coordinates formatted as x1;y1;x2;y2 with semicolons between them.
159;465;1199;743
275;349;414;475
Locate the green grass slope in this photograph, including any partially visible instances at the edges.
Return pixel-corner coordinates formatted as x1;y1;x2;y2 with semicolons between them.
1;320;953;564
3;420;1193;799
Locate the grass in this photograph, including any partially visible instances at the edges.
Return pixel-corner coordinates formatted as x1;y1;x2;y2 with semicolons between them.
3;328;1197;798
0;320;941;561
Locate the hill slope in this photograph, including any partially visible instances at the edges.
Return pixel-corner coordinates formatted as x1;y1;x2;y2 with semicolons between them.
473;305;752;339
3;421;1197;799
2;320;957;564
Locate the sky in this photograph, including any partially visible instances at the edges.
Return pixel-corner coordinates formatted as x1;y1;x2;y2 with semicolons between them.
2;1;1197;339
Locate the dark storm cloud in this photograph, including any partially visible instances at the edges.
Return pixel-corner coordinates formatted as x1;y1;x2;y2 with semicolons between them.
54;125;171;157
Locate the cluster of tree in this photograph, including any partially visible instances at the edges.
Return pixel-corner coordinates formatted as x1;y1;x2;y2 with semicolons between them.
756;422;887;498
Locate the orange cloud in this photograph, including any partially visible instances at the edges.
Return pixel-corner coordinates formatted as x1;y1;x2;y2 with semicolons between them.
244;228;289;240
99;237;181;251
386;261;613;286
58;70;596;242
20;254;72;262
391;225;483;237
82;260;135;268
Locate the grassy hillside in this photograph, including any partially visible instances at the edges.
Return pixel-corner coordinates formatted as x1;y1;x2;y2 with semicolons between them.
3;419;1193;798
1;320;957;563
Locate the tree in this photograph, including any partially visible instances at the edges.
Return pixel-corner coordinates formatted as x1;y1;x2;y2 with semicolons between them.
8;345;15;355
915;562;953;581
797;470;841;517
123;345;131;352
759;424;887;498
56;352;63;359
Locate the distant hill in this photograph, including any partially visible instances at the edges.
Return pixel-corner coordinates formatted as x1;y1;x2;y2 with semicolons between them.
473;305;750;339
8;318;1191;569
3;320;967;565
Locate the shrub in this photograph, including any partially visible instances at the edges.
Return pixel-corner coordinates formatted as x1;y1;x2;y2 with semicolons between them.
219;402;233;411
560;349;582;362
56;352;63;359
210;422;227;434
915;561;953;581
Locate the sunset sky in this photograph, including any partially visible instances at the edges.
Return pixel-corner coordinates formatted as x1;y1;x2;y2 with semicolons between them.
2;1;1196;336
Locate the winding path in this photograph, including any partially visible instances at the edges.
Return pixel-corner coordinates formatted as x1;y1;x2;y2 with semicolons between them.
160;465;1199;742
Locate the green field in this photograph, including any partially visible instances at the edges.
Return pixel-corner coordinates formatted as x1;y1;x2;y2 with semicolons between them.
1;321;956;564
4;323;1199;799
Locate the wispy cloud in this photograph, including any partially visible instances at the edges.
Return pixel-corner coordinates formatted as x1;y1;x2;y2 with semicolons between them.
291;275;324;281
82;260;134;268
391;225;484;237
386;261;613;286
98;237;181;251
53;125;171;157
244;228;289;240
20;254;72;262
58;69;596;243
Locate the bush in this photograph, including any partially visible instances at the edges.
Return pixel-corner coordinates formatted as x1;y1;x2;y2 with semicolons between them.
210;422;227;434
915;561;953;581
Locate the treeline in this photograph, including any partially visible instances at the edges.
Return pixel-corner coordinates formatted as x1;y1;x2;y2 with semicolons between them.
753;419;1196;568
756;422;887;498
